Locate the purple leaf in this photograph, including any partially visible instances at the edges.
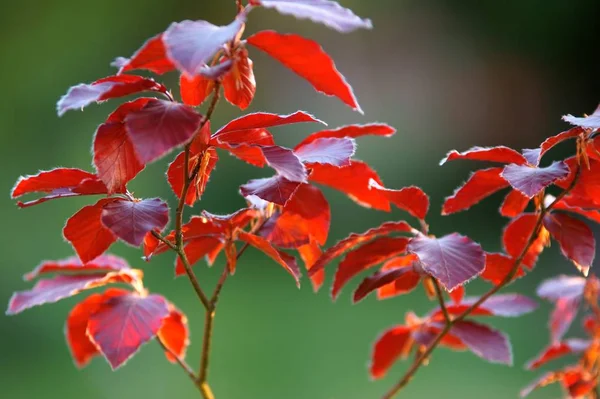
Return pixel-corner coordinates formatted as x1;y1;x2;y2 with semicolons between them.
197;59;233;79
294;137;356;166
460;294;538;317
563;105;600;130
163;16;246;77
537;275;586;301
451;320;513;365
549;297;580;343
260;146;307;182
252;0;372;33
501;161;569;198
407;233;485;291
101;198;169;246
87;293;170;369
125;99;202;163
240;175;302;205
57;75;168;116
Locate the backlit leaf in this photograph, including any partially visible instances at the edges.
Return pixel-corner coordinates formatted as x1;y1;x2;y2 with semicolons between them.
354;267;419;303
332;236;410;299
501;161;569;198
442;167;508;215
526;339;590;370
87;293;170;369
503;213;548;268
563;105;600;130
247;30;362;112
65;288;129;367
252;0;372;33
261;146;307;181
240;175;302;205
294;137;356;167
158;307;190;363
407;233;485;291
309;161;390;210
309;221;414;276
543;213;595;275
114;34;175;75
237;231;301;285
25;254;130;281
451;320;512;365
440;146;528;165
223;48;256;110
295;123;395;148
125;99;202;163
64;199;118;263
368;180;429;219
370;326;413;379
101;198;169;247
12;168;107;208
499;189;529;218
163;16;246;77
214;111;324;136
57;75;168;116
480;253;524;286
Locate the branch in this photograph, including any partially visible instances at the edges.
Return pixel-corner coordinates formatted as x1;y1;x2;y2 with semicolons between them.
156;336;196;383
382;163;582;399
432;279;451;324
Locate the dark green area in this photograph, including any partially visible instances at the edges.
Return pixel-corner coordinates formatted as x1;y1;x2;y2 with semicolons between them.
1;1;598;398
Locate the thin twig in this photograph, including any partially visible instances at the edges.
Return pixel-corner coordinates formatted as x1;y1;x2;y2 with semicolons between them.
432;279;451;324
382;163;582;399
156;336;196;383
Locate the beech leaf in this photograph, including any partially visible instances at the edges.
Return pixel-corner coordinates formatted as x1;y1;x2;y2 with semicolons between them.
442;167;508;215
407;233;485;291
295;137;356;167
501;161;569;198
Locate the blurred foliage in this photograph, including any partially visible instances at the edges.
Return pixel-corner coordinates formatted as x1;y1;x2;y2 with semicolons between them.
1;0;599;398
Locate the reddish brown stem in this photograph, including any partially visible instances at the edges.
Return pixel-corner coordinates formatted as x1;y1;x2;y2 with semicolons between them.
382;163;582;399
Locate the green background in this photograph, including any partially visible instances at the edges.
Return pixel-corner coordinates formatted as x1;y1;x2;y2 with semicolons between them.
1;1;599;398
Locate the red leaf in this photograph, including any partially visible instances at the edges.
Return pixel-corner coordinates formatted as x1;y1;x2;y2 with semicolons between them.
12;168;107;208
115;34;175;75
354;267;419;303
262;183;330;247
440;146;528;165
480;253;525;286
369;180;429;219
501;161;569;198
451;320;512;364
449;285;465;304
125;99;202;163
251;0;372;33
499;189;529;217
377;255;420;300
543;213;595;275
247;30;362;113
407;233;485;291
101;198;169;247
65;288;129;367
237;231;301;285
298;241;325;291
551;196;600;224
332;237;409;299
526;339;590;370
167;147;218;206
25;254;130;281
214;111;324;136
309;221;414;276
240;175;302;205
370;326;413;379
87;293;170;369
57;75;168;116
176;237;224;276
6;271;139;315
158;307;190;363
64;199;118;263
309;161;390;210
563;105;600;129
539;127;584;160
442;167;508;215
261;146;307;181
163;16;246;77
559;157;600;209
294;137;356;167
93;100;148;193
503;213;548;268
223;48;256;110
549;297;581;343
295;123;395;148
180;73;214;106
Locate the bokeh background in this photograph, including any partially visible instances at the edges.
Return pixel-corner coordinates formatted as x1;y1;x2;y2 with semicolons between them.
1;1;599;398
